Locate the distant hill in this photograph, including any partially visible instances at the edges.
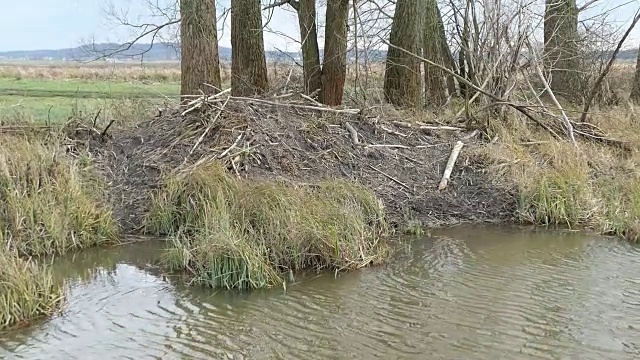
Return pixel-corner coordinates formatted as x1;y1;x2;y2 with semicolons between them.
10;42;634;63
0;42;388;63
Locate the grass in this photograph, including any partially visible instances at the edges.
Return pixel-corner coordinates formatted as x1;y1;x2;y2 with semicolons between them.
478;104;640;242
0;136;119;257
145;161;390;290
0;70;180;124
0;250;65;331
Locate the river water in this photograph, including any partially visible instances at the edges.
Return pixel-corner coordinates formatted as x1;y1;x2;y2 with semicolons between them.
1;226;639;359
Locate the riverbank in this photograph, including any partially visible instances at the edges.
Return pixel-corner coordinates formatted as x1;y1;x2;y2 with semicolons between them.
2;92;639;328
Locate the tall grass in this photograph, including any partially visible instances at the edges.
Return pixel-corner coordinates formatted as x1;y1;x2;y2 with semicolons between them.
0;136;118;256
479;108;640;242
146;161;390;290
0;250;64;331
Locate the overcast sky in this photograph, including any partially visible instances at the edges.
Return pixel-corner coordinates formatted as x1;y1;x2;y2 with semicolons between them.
0;0;638;52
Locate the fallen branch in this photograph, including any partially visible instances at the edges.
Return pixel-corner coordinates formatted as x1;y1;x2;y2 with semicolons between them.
438;141;465;191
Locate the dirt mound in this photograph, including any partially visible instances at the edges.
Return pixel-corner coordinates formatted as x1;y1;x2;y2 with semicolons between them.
82;94;516;233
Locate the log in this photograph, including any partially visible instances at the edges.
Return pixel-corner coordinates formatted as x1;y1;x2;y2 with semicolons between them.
438;141;465;191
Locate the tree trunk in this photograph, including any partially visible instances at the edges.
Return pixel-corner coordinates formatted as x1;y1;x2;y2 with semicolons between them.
423;0;448;107
320;0;349;106
231;0;269;96
631;44;640;104
384;0;422;108
180;0;221;98
544;0;579;99
293;0;323;95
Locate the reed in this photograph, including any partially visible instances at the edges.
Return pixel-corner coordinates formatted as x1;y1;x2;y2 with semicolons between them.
0;136;119;256
0;250;64;331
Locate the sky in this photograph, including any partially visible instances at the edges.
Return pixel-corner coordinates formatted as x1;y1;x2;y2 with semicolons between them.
0;0;639;52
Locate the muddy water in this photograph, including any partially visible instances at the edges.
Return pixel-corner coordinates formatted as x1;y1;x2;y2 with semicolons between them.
1;226;640;359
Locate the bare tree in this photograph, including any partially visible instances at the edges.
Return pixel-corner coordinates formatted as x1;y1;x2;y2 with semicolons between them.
384;0;422;108
631;44;640;105
180;0;222;98
544;0;579;99
320;0;350;105
231;0;269;96
289;0;323;95
423;0;450;107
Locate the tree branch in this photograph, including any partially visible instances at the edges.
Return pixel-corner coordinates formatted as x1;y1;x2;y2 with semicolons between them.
578;10;640;123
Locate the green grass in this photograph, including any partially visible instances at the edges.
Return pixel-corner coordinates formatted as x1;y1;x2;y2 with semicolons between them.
145;161;390;290
0;77;179;123
0;250;64;331
0;136;119;257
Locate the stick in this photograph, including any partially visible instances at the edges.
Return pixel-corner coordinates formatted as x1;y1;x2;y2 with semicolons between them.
230;96;361;114
345;122;360;144
368;165;411;190
218;132;244;158
300;93;324;107
183;97;229;165
461;129;480;141
365;144;410;149
438;141;465;191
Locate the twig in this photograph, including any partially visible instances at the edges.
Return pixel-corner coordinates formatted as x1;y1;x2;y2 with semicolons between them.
345;122;360;144
218;132;244;158
365;144;410;149
183;97;229;165
230;96;361;114
438;141;465;191
300;93;324;107
100;119;115;139
369;165;411;191
529;45;576;146
579;10;640;124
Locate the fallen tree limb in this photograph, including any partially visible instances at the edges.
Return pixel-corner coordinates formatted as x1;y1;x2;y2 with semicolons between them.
438;141;465;191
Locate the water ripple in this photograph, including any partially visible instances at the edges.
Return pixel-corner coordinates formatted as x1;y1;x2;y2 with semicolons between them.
1;231;640;359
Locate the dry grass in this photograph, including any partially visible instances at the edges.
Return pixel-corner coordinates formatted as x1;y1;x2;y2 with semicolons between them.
0;135;119;256
0;250;64;331
145;161;390;290
0;62;182;83
478;101;640;242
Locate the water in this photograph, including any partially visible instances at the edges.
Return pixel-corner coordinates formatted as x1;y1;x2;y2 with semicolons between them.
1;226;640;359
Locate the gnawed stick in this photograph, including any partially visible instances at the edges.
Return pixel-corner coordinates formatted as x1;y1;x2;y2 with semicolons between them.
438;141;465;191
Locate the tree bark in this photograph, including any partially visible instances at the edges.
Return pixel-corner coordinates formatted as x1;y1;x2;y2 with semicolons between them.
180;0;221;98
231;0;269;96
384;0;422;108
631;44;640;104
423;0;448;107
544;0;580;99
293;0;323;95
320;0;349;106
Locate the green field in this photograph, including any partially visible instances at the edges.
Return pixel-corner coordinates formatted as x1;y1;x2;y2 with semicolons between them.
0;77;180;124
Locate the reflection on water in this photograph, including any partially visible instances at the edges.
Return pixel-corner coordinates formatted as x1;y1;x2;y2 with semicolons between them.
1;226;640;359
